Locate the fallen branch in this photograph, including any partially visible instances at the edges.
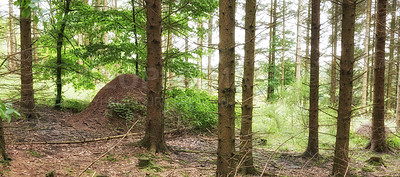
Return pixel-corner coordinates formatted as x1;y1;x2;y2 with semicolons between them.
78;119;139;177
13;128;190;145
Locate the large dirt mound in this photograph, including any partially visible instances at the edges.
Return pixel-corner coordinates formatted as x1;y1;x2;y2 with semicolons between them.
71;74;147;136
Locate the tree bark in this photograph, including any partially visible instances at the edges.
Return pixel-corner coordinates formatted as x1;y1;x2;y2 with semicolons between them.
330;1;338;105
240;0;256;174
332;0;356;175
397;15;400;130
20;0;36;118
371;0;389;153
0;120;9;161
386;0;396;111
140;0;168;153
217;0;236;176
303;0;319;157
362;0;372;114
295;0;303;84
55;0;71;110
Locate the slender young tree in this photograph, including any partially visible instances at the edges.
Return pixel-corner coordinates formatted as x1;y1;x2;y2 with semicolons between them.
20;0;36;118
8;0;17;72
55;0;71;110
267;0;277;100
330;1;339;105
281;0;286;91
240;0;257;174
217;0;236;175
303;0;319;157
140;0;168;153
184;35;189;88
208;14;213;94
361;0;372;113
332;0;356;175
386;0;396;111
304;0;311;76
295;0;303;84
371;0;389;153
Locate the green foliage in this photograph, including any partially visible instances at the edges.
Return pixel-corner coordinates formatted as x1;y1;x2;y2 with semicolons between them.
60;99;89;113
27;150;41;157
107;98;146;120
0;102;20;123
387;134;400;149
165;88;217;131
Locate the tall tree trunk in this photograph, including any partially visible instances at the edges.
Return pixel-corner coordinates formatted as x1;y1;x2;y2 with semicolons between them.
330;1;338;105
20;0;36;118
332;0;356;175
197;22;203;90
362;0;372;113
132;0;139;75
240;0;256;174
141;0;168;153
267;0;277;100
281;0;286;91
303;0;319;157
397;16;400;130
32;7;38;63
216;0;236;176
8;0;17;72
371;0;389;153
304;0;311;77
386;0;396;111
184;36;189;88
208;14;213;94
295;0;303;84
55;0;71;110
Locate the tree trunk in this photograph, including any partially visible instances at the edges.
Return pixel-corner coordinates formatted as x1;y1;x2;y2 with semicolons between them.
0;120;9;161
239;0;256;174
295;0;303;84
20;0;36;118
330;1;338;105
55;0;71;110
208;14;213;94
8;0;17;72
371;0;389;153
140;0;168;153
386;0;396;111
184;36;189;88
332;0;356;175
303;0;319;157
132;0;139;75
267;0;277;100
216;0;236;176
281;0;286;91
397;15;400;130
33;7;38;63
304;0;311;77
362;0;372;114
197;22;203;90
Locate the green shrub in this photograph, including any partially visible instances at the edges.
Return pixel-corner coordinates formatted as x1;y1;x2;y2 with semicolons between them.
165;88;217;131
387;134;400;149
60;99;89;113
0;102;20;122
107;98;146;120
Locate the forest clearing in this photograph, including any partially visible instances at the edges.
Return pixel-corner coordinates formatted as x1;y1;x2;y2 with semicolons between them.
1;0;400;176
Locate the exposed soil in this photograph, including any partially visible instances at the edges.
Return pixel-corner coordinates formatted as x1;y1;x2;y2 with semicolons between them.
1;74;400;176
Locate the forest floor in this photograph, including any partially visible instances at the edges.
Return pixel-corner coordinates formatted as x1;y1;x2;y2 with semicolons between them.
1;107;400;177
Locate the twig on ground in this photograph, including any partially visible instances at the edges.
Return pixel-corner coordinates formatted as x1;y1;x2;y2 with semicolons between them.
77;119;139;177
